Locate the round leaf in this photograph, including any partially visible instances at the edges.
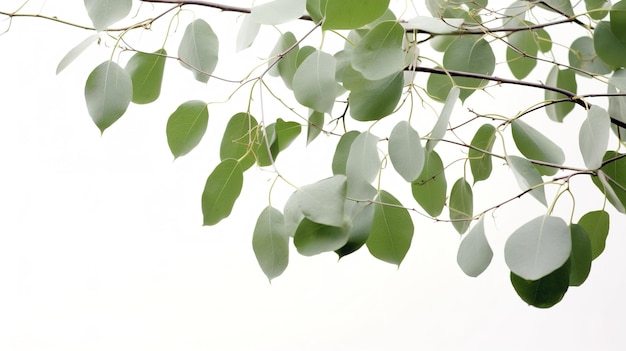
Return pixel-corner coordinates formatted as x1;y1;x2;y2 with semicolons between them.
594;21;626;68
442;36;495;101
294;218;348;256
295;175;347;228
577;210;610;260
568;36;611;76
389;121;425;182
579;105;610;170
322;0;390;30
292;51;337;113
220;112;258;171
84;0;131;31
352;21;405;80
510;262;570;308
411;151;447;217
250;0;306;25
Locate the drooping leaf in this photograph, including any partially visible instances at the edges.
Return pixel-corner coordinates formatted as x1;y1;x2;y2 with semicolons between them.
166;100;208;158
347;70;404;121
440;36;495;101
295;175;347;227
568;36;611;76
236;15;260;52
544;67;577;122
469;124;496;183
294;218;348;256
608;69;626;125
506;28;538;79
457;217;493;277
254;119;301;166
274;118;301;152
351;21;405;80
322;0;390;30
283;191;305;237
201;159;244;226
306;111;324;145
592;151;626;213
84;0;131;31
220;112;258;171
292;51;337;113
336;182;377;258
252;206;288;282
366;190;414;266
125;48;167;104
505;215;572;281
84;60;132;133
345;131;380;185
56;34;98;75
178;19;219;83
511;119;565;176
332;131;360;175
510;261;570;308
250;0;306;25
412;151;447;217
255;123;277;167
507;155;547;206
594;21;626;68
579;105;610;170
449;178;473;234
426;86;459;152
577;210;610;260
389;121;425;182
568;224;592;286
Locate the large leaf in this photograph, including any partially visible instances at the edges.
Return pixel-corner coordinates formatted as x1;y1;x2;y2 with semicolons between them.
292;51;337;113
457;217;493;277
449;178;473;234
511;119;565;176
252;206;288;282
283;192;305;238
577;210;610;260
56;34;98;75
505;215;572;281
592;151;626;213
510;261;570;308
166;100;208;159
507;155;547;206
201;159;244;226
178;19;219;83
250;0;306;25
389;121;425;182
351;21;405;80
347;70;404;121
594;21;626;68
294;218;348;256
322;0;390;30
346;131;380;185
220;112;258;171
332;131;360;175
366;190;414;266
426;86;459;152
469;124;496;183
295;175;347;227
412;151;447;217
544;67;577;122
125;48;167;104
568;36;611;76
84;0;131;31
440;36;495;101
84;60;132;133
579;105;610;170
568;224;592;286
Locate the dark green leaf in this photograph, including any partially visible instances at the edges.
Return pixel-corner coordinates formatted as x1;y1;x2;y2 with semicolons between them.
510;261;570;308
611;1;626;43
412;151;447;217
577;210;610;260
252;206;288;282
274;118;301;152
568;224;592;286
469;124;496;183
84;60;132;133
336;183;377;258
166;100;209;158
544;67;577;122
322;0;390;30
348;71;404;121
506;29;538;79
585;0;609;20
125;48;167;104
594;21;626;68
332;131;360;175
220;112;258;171
449;178;473;234
201;159;244;226
294;218;348;256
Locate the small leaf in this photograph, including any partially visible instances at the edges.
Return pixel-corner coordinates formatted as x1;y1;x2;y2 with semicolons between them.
544;67;577;122
236;15;260;52
507;155;547;206
201;159;244;226
510;261;570;308
307;111;324;145
292;51;337;113
268;32;297;81
568;224;592;286
84;60;132;133
125;48;167;104
220;112;258;171
178;19;219;83
457;217;493;277
577;210;610;260
585;0;610;20
56;34;98;75
366;190;414;266
346;131;380;185
352;21;405;80
592;151;626;213
294;218;348;256
449;178;473;234
389;121;425;182
322;0;390;30
255;123;277;167
250;0;306;25
252;206;288;282
511;119;565;176
295;175;347;227
84;0;131;31
469;124;496;183
412;151;447;217
332;131;360;175
580;105;610;170
166;100;208;158
505;215;572;281
426;86;459;152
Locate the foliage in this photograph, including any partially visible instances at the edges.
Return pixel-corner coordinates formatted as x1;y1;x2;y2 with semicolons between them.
3;0;626;308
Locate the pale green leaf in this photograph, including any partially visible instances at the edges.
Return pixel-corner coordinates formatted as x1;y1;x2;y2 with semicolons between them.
56;34;98;75
592;152;626;213
346;131;380;184
449;178;473;234
511;119;565;176
178;19;219;83
568;224;592;286
577;210;610;260
292;51;337;113
84;0;131;31
411;151;447;217
538;0;574;16
294;218;348;256
322;0;390;30
505;215;572;281
250;0;306;25
401;16;464;34
295;175;347;227
252;206;288;282
597;170;626;213
580;105;610;170
469;124;496;183
608;69;626;123
283;191;305;237
389;121;425;182
352;21;405;80
545;67;577;122
332;131;360;175
84;60;132;133
201;159;244;226
336;182;377;258
348;71;404;121
568;36;611;76
125;48;167;104
166;100;208;158
594;21;626;68
307;111;324;145
220;112;258;171
426;86;459;152
507;155;547;206
457;217;493;277
441;36;495;101
236;15;260;52
510;262;570;308
506;29;538;79
274;118;301;152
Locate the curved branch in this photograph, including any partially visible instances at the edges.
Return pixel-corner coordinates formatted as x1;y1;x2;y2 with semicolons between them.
141;0;312;20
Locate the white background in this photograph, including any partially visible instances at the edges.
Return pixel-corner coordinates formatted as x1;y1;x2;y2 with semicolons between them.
1;1;625;350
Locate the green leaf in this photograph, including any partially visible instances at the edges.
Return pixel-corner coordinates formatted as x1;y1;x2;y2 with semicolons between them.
292;50;337;113
336;183;377;258
254;119;301;166
592;151;626;213
580;105;610;170
202;159;244;226
469;124;496;183
220;112;258;171
608;69;626;124
274;118;301;152
611;0;626;43
347;71;404;121
252;206;288;282
577;210;610;260
426;86;459;152
426;71;454;102
412;151;447;217
352;21;405;80
255;123;276;167
250;0;306;25
84;0;131;31
306;111;324;145
294;218;348;256
507;155;547;206
305;0;326;23
506;29;538;79
332;131;360;175
236;15;260;52
389;121;425;182
178;19;219;83
538;0;574;16
568;36;611;76
449;178;473;234
125;48;167;104
544;67;577;122
510;261;570;308
268;32;297;82
366;190;414;266
295;175;347;227
56;34;98;75
166;100;208;158
505;215;572;281
283;192;305;238
457;217;493;277
441;36;495;101
568;224;592;286
594;21;626;68
585;0;610;20
322;0;390;30
346;131;380;185
511;119;565;176
84;60;132;133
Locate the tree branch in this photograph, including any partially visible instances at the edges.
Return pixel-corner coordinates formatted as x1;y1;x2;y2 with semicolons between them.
140;0;312;20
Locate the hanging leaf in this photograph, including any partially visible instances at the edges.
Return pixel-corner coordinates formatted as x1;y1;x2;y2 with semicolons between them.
511;119;565;176
440;36;495;101
178;19;219;83
568;224;592;286
283;191;305;237
295;175;347;227
294;218;348;256
84;0;131;31
166;100;208;159
506;28;538;79
389;121;425;182
577;210;610;260
345;131;380;185
568;36;611;76
510;261;570;308
426;86;459;152
412;151;447;217
585;0;610;20
56;34;99;75
305;0;325;23
336;182;377;258
220;112;258;171
610;0;626;43
594;21;626;69
347;71;404;121
250;0;306;25
351;21;405;80
292;51;337;113
254;119;301;166
505;215;572;281
366;190;414;266
457;217;493;277
592;151;626;213
322;0;390;30
544;67;577;122
306;111;324;145
449;178;473;234
201;159;244;226
84;60;132;133
268;32;297;81
579;105;610;170
608;69;626;124
252;206;288;282
236;15;260;52
507;155;547;206
274;118;301;152
125;48;167;104
469;124;496;183
332;131;360;175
